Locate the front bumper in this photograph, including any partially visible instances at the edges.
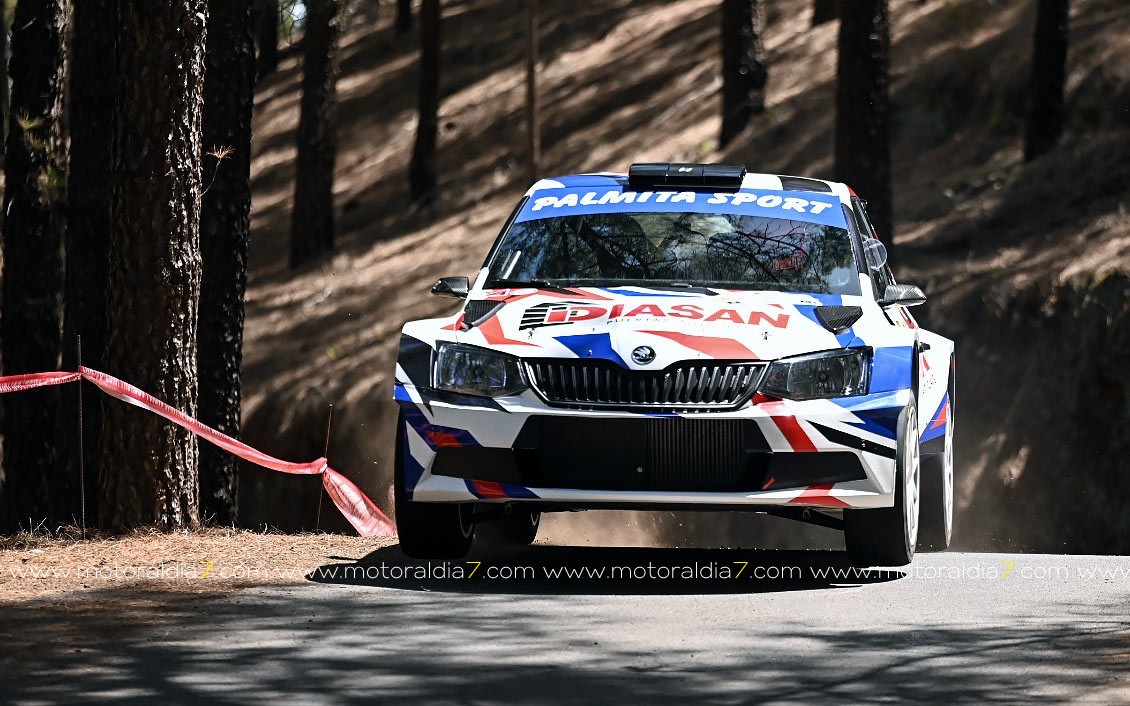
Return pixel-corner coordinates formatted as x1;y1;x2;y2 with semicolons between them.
395;384;907;510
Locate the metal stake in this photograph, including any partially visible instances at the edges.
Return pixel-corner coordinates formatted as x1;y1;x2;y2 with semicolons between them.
315;404;333;530
77;335;86;540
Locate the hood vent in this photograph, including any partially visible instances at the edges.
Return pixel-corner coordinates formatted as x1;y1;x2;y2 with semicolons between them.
462;300;504;328
814;305;862;333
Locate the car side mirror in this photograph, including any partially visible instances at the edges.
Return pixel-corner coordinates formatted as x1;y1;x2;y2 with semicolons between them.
879;283;927;308
431;276;469;299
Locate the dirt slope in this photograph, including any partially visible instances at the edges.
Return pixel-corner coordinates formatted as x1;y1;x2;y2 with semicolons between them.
241;0;1130;551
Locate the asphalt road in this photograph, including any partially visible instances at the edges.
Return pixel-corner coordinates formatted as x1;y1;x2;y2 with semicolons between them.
4;547;1129;705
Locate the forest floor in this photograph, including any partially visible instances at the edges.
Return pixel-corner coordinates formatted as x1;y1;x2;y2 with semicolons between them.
0;528;394;604
237;0;1130;551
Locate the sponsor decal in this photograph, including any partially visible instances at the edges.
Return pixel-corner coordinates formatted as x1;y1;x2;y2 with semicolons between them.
515;187;847;229
519;301;791;330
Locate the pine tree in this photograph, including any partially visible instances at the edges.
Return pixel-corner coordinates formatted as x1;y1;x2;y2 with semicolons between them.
396;0;413;35
812;0;838;27
834;0;893;261
719;0;767;148
0;0;71;531
199;0;256;524
62;0;117;528
1024;0;1070;161
257;0;280;79
99;0;207;531
525;0;541;182
410;0;441;203
290;0;342;268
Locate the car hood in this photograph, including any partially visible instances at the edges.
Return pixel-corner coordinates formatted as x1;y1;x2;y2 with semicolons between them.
461;287;869;368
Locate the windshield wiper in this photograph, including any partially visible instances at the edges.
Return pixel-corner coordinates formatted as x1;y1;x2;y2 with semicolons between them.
621;282;720;295
486;278;571;289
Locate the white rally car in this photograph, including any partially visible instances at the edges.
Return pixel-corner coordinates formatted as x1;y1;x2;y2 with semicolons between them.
393;163;955;566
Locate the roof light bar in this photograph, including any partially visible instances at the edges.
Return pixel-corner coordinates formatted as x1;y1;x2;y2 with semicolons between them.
627;162;747;190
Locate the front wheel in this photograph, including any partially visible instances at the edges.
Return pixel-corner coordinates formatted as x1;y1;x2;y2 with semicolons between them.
844;398;921;567
500;511;540;546
394;413;476;559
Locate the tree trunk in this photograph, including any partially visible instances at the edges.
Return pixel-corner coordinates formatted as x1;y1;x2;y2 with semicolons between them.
0;0;70;531
834;0;893;262
410;0;440;204
812;0;839;27
199;0;256;525
0;3;9;168
525;0;540;182
719;0;767;149
256;0;280;79
1023;0;1070;162
100;0;207;532
62;0;117;529
396;0;413;35
290;0;341;268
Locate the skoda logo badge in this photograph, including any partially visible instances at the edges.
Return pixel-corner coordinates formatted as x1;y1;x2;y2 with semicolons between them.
631;346;656;365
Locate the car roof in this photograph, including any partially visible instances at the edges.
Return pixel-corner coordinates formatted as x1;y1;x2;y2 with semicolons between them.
525;171;853;203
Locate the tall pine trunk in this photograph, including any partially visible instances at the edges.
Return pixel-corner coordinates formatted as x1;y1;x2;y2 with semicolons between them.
410;0;440;204
719;0;767;149
1023;0;1070;162
834;0;893;261
199;0;256;524
100;0;207;531
525;0;540;182
290;0;342;268
812;0;838;27
0;0;70;531
0;3;9;167
62;0;117;528
396;0;413;35
256;0;280;79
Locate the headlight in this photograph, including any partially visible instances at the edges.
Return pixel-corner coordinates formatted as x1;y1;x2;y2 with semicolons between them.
760;349;870;401
432;342;528;397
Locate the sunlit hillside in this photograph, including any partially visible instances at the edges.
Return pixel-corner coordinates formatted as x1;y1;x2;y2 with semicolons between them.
241;0;1130;551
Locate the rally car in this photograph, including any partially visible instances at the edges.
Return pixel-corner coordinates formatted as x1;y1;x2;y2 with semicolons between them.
393;163;955;566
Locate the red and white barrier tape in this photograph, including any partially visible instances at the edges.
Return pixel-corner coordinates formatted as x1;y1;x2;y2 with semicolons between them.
0;367;394;537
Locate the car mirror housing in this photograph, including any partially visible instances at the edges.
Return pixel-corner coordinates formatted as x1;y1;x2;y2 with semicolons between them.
431;276;470;299
879;283;927;307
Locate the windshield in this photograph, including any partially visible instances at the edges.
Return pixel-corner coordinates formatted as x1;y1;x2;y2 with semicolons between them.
486;211;861;295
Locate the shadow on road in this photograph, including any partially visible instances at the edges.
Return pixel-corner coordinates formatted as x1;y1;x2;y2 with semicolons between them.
307;544;905;595
2;578;1128;704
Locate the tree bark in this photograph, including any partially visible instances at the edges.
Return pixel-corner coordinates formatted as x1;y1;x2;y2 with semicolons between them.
834;0;893;262
396;0;413;35
410;0;441;204
719;0;767;149
256;0;280;79
811;0;839;27
62;0;117;529
1023;0;1070;162
199;0;256;524
0;0;70;531
0;3;9;168
290;0;342;268
100;0;207;532
525;0;540;182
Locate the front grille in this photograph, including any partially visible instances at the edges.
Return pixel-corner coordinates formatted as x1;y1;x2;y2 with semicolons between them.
513;416;765;491
524;359;764;410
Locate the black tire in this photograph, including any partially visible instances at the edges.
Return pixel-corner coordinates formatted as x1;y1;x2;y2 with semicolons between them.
499;511;540;546
919;369;955;551
844;397;920;567
393;413;476;559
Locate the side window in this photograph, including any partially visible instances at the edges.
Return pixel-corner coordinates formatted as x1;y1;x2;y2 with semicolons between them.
851;196;894;296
